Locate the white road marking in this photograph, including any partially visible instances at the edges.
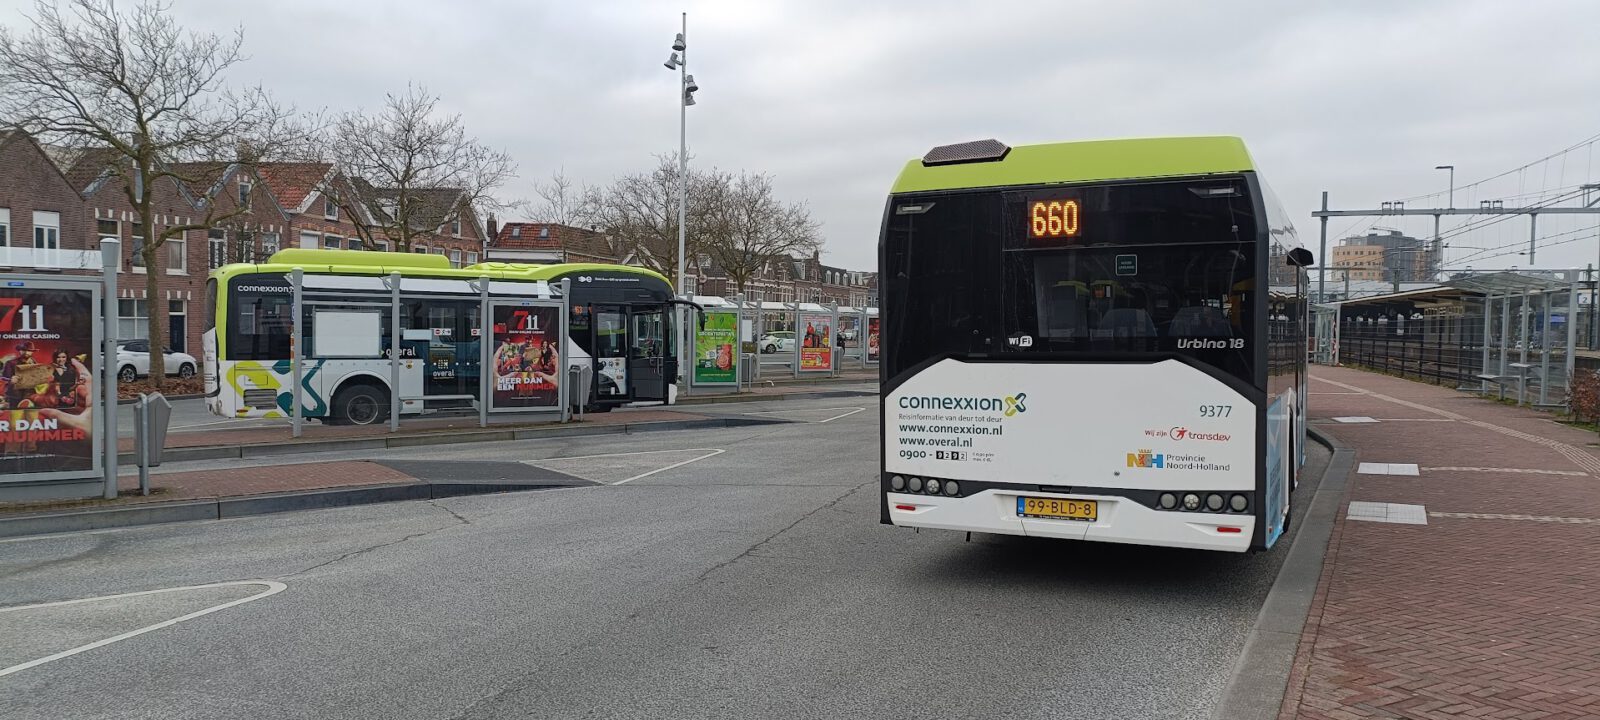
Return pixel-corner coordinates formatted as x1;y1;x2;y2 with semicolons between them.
741;406;864;415
536;448;724;462
1357;463;1419;476
1331;416;1379;423
741;406;866;424
816;408;867;423
0;580;287;678
615;449;725;485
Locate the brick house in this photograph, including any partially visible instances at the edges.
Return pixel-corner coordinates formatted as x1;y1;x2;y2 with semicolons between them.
695;251;876;307
0;131;95;274
485;221;621;265
68;153;290;353
256;164;485;266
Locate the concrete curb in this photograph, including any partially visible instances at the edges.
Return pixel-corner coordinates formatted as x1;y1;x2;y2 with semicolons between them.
1211;426;1354;720
119;416;787;465
0;479;595;540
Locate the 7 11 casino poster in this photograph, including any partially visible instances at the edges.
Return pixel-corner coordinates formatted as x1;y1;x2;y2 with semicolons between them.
0;287;97;475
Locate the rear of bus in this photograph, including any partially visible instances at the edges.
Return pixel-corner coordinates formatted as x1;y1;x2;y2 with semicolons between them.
878;136;1304;553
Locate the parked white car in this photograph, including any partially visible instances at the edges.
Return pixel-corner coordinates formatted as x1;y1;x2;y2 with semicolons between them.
116;339;198;382
760;331;796;354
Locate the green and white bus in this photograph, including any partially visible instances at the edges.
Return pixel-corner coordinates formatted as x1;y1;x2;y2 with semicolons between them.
205;249;681;424
878;137;1310;552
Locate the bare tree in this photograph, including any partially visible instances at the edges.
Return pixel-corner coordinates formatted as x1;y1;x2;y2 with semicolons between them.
324;85;516;252
0;0;314;386
706;171;820;296
582;152;727;288
531;168;586;227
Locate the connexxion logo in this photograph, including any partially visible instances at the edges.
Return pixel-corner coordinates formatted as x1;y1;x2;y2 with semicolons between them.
899;392;1029;416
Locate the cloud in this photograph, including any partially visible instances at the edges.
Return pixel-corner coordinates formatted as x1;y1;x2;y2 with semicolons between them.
2;0;1597;272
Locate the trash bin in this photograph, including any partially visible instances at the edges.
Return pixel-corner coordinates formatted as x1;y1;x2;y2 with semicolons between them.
133;392;172;467
132;392;172;496
568;363;593;416
740;353;755;384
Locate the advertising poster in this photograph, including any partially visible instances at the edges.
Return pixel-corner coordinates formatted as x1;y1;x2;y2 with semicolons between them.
866;317;881;363
694;312;737;384
0;287;97;477
491;305;560;409
799;312;833;372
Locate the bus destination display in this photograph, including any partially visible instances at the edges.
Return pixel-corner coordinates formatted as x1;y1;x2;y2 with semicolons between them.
1028;199;1081;240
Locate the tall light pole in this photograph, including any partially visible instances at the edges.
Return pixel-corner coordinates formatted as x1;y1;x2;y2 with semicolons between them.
664;14;699;386
1435;165;1455;208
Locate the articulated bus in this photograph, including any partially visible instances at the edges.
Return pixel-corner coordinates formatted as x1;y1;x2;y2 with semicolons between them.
878;137;1311;552
205;249;681;425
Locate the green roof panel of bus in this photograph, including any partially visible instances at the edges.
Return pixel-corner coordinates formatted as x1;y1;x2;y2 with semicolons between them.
208;249;670;286
890;136;1256;194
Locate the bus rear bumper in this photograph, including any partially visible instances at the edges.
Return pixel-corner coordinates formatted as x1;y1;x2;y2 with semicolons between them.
888;490;1255;553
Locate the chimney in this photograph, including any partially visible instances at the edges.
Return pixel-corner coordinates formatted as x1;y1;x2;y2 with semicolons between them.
486;214;498;245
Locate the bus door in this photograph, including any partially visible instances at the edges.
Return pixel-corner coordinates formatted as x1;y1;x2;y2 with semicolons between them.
630;308;667;401
405;301;479;404
593;306;630;399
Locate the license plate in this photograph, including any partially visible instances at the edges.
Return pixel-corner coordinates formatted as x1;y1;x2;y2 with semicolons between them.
1017;497;1097;522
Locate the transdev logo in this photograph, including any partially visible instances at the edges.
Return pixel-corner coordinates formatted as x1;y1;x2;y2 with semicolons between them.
1127;448;1165;468
1004;392;1027;417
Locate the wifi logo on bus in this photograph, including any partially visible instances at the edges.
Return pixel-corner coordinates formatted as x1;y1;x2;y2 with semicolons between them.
1004;392;1027;417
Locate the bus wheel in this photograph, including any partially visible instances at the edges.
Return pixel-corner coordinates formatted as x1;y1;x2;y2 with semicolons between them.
331;384;388;426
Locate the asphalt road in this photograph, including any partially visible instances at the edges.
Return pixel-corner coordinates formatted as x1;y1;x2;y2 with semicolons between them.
4;397;1327;720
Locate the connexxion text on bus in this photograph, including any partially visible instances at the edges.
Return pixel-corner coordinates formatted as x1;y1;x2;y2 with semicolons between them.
878;136;1312;553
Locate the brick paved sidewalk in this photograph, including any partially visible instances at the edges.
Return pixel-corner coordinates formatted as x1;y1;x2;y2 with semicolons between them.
1280;366;1600;720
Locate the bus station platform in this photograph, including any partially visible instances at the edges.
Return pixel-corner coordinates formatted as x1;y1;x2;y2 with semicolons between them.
1280;366;1600;719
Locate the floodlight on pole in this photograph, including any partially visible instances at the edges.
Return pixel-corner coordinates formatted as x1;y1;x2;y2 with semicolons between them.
664;53;680;70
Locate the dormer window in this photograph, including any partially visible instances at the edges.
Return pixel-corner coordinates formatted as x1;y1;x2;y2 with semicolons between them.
323;196;338;220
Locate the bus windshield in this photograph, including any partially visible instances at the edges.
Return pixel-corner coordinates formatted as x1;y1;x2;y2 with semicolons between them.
884;177;1259;383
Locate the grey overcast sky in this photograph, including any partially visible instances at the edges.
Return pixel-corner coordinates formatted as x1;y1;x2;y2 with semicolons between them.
5;0;1600;274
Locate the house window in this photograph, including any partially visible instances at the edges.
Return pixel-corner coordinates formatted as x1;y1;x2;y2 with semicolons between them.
373;239;389;252
207;229;227;269
260;232;280;257
323;235;342;250
684;276;698;295
0;208;9;248
347;238;363;252
414;245;428;254
323;196;338;220
167;232;187;274
33;211;60;251
466;251;478;265
432;248;446;257
299;231;319;249
238;179;252;208
450;248;461;267
118;298;149;341
234;231;255;264
97;219;117;249
131;222;147;271
451;217;462;237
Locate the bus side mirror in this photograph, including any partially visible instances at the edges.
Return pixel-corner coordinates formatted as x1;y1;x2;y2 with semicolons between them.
1286;248;1314;267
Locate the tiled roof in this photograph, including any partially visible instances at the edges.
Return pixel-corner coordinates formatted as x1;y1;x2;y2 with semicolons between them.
62;147;124;193
367;187;465;231
255;162;332;210
494;223;616;260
